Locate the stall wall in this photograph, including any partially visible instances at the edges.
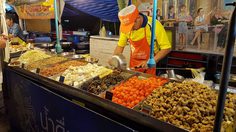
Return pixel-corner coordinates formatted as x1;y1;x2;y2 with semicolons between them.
25;19;51;33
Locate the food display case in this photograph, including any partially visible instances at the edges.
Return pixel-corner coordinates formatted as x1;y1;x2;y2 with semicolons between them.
2;48;236;132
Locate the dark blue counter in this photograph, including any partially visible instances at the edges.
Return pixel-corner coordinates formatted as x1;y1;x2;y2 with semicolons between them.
3;65;185;132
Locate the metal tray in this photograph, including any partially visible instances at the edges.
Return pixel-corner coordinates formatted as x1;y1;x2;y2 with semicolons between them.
132;78;171;110
46;63;113;87
49;72;101;92
8;58;21;67
85;57;99;64
39;60;87;77
25;56;69;71
10;50;27;58
132;81;235;132
101;75;169;109
34;43;54;49
80;70;135;96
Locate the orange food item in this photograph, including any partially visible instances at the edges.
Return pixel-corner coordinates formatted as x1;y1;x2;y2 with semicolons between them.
111;76;168;108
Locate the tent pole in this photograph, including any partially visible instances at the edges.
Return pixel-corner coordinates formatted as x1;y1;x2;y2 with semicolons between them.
54;0;62;53
147;0;157;68
213;2;236;132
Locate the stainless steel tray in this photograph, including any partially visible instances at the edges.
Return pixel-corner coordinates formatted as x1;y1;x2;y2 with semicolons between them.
80;70;135;96
101;75;169;108
25;56;69;71
39;60;88;77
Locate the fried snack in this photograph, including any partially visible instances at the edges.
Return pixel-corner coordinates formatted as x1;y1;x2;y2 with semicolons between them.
140;81;236;131
40;60;86;77
18;50;51;64
56;63;113;87
26;56;68;70
112;76;168;108
81;70;125;95
10;45;28;53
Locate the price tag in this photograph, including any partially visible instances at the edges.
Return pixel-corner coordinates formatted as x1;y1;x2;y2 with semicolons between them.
59;76;65;83
105;91;113;100
36;68;40;74
141;104;152;114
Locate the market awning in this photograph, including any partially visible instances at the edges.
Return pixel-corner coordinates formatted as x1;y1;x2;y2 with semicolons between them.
63;5;79;17
62;4;94;17
63;0;119;22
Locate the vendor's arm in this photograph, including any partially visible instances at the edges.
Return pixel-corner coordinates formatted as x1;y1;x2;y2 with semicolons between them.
154;20;171;63
154;49;171;62
0;38;6;48
109;32;127;65
113;32;127;55
113;46;124;55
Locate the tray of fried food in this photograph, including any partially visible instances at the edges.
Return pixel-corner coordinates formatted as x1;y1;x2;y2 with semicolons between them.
9;37;29;53
136;81;236;132
103;75;168;109
10;44;28;53
26;56;68;71
51;63;113;88
39;60;87;77
17;50;51;64
8;57;21;67
80;69;134;96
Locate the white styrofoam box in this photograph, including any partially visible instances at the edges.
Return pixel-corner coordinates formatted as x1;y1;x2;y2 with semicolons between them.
90;36;130;66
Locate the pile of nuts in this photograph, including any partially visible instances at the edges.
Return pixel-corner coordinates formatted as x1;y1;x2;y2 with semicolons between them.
140;81;236;131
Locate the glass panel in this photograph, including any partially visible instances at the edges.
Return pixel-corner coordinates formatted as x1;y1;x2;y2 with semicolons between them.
164;0;235;56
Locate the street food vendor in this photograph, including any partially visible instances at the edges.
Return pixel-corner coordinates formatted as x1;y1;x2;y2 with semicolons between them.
111;5;171;75
5;13;24;39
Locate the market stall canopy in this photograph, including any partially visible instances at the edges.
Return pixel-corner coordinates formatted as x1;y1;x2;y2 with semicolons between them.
64;0;119;22
63;6;79;17
62;4;81;17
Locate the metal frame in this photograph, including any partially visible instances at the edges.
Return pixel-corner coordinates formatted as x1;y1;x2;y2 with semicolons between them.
214;2;236;132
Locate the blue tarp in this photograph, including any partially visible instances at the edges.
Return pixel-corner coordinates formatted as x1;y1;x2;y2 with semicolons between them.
64;0;119;22
5;3;15;12
63;5;80;17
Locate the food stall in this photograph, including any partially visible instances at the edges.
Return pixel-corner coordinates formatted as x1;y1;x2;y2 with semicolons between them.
3;44;236;132
3;49;181;131
1;0;236;132
4;46;236;132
